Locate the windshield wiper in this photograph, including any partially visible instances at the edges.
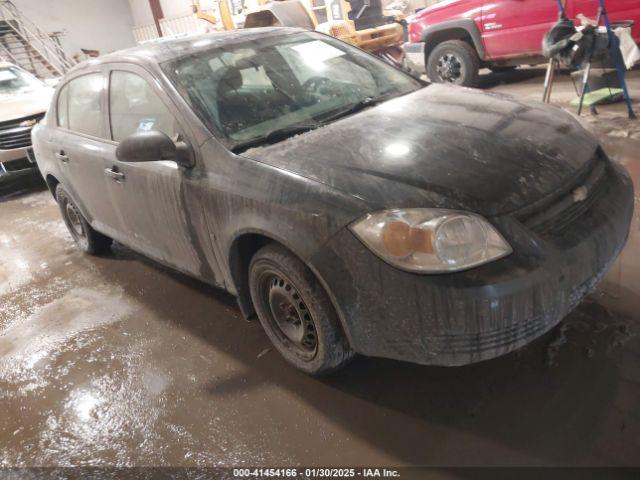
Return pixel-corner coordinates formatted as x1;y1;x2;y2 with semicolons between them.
231;94;395;154
316;95;389;124
232;123;319;154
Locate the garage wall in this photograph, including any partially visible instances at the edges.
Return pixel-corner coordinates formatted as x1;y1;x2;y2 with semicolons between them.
128;0;196;26
129;0;155;26
11;0;136;58
128;0;440;28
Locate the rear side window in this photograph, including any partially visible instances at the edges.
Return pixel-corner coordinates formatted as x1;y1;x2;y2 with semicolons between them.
57;84;69;129
109;71;177;142
65;73;105;138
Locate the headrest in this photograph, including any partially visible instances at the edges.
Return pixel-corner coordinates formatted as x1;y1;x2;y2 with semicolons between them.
217;66;242;96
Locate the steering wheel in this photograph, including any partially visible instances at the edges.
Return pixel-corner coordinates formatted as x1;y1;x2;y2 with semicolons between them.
302;76;333;95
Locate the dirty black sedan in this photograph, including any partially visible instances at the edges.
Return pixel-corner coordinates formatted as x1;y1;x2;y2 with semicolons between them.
32;28;634;374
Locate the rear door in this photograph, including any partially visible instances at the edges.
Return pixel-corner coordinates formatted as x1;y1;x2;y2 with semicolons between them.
569;0;640;43
102;64;219;280
481;0;559;59
54;70;123;239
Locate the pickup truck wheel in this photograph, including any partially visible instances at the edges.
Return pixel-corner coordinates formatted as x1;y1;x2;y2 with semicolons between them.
55;184;112;255
427;40;480;87
249;243;354;375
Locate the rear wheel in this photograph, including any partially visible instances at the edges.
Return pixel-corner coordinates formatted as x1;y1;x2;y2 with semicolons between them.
426;40;480;87
249;243;354;375
55;184;112;255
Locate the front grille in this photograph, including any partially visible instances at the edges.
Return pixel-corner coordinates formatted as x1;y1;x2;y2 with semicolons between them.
2;157;35;172
0;113;44;150
520;153;609;238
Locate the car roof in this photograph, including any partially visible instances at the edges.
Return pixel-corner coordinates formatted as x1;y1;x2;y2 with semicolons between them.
68;27;306;74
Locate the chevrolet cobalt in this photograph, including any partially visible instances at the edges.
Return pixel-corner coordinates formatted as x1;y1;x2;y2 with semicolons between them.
32;28;634;374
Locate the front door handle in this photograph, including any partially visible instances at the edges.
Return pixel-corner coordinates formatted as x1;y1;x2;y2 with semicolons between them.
56;151;69;163
104;168;125;182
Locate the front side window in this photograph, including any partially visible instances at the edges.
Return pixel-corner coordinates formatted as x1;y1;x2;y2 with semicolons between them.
109;71;177;142
66;73;105;138
163;32;422;150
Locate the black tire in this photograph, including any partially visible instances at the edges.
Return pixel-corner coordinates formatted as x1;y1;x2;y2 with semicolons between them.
55;184;112;255
426;40;480;87
249;243;354;375
489;65;518;74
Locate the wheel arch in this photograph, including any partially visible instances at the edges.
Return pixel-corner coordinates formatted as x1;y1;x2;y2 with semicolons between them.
45;173;60;199
421;19;486;62
44;174;95;227
227;230;355;346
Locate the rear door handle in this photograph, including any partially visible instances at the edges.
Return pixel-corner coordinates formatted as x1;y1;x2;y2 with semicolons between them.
56;151;69;163
104;168;125;182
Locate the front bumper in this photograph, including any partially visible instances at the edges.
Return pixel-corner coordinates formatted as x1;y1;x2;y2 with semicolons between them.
0;149;41;194
0;144;35;163
310;160;634;366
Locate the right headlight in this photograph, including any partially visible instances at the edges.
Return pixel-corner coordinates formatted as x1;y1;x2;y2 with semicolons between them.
349;208;512;273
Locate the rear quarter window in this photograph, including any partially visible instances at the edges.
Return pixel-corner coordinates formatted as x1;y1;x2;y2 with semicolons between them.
64;73;105;138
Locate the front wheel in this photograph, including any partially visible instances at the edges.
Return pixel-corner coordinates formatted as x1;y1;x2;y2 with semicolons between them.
426;40;480;87
249;244;354;375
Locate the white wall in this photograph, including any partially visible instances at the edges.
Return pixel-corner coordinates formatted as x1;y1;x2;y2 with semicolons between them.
12;0;136;58
159;0;193;19
127;0;439;29
129;0;154;25
128;0;197;26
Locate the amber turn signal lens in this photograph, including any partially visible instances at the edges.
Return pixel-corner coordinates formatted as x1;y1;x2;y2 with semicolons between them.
382;221;434;258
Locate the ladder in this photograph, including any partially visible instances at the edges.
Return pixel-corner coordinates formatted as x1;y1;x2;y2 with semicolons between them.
0;0;74;78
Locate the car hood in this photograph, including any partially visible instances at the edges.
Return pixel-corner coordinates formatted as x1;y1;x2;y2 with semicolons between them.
242;84;599;217
0;86;52;122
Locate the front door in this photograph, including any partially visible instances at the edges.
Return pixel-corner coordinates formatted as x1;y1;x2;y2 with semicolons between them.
102;65;220;281
481;0;559;59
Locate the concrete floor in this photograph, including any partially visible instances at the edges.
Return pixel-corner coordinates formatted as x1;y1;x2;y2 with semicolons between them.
1;70;640;468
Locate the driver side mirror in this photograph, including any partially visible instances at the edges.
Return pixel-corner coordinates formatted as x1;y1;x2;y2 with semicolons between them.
115;130;194;168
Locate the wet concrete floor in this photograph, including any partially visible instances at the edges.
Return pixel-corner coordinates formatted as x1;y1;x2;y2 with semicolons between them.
1;86;640;468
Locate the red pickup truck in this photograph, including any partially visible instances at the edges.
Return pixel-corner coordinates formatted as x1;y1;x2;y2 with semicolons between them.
404;0;640;87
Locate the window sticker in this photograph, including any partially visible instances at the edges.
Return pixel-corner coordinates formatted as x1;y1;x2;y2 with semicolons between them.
138;118;156;131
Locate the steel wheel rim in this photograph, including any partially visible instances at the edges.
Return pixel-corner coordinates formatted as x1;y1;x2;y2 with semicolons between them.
436;53;464;83
263;272;318;359
64;201;85;239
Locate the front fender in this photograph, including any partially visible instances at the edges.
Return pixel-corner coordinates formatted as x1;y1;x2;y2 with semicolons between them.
420;19;486;60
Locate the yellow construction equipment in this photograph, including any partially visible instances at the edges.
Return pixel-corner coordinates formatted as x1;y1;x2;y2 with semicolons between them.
192;0;235;31
192;0;407;68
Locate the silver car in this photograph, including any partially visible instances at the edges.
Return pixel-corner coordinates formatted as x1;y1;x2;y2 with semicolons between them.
0;62;52;193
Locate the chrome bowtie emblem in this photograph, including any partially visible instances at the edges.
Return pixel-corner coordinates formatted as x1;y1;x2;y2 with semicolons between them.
19;119;37;128
572;186;588;203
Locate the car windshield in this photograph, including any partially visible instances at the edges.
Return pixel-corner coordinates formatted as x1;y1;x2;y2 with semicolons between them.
0;66;44;97
163;32;423;151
